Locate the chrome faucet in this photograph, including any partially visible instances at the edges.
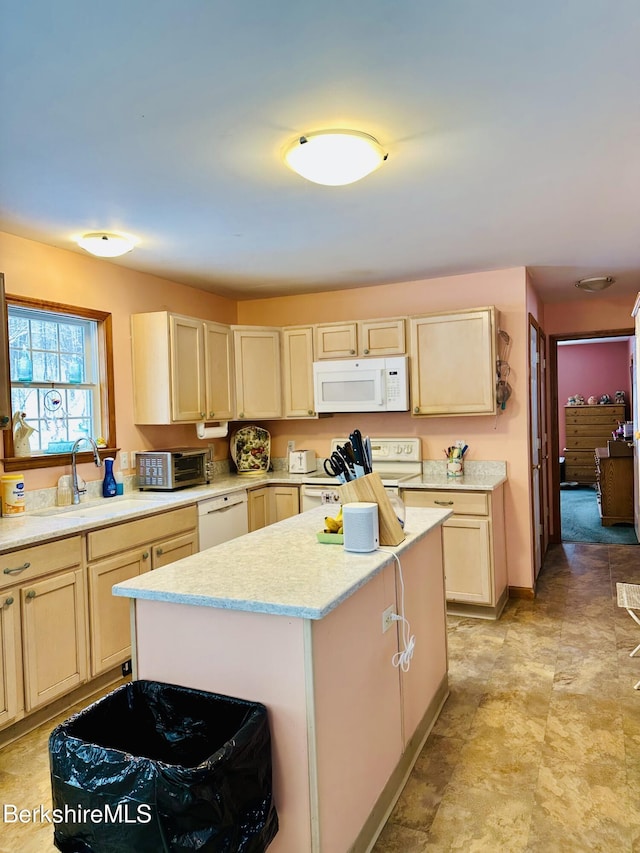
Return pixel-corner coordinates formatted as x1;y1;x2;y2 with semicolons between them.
71;437;102;504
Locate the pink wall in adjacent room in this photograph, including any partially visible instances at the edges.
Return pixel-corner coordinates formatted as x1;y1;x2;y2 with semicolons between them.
557;341;631;450
0;231;237;489
543;294;636;336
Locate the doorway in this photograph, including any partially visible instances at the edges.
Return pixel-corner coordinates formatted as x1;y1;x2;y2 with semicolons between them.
548;329;637;545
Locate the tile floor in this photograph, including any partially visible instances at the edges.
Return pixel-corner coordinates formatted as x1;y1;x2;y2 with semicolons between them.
374;543;640;852
1;542;639;852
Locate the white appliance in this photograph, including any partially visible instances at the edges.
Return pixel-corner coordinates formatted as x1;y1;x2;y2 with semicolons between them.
313;356;409;413
301;437;421;511
197;491;249;550
343;502;379;553
288;449;317;474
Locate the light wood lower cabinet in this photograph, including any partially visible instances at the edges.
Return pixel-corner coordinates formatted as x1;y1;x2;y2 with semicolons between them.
0;536;86;727
402;485;507;617
86;507;198;677
248;485;300;531
22;568;87;712
0;588;19;728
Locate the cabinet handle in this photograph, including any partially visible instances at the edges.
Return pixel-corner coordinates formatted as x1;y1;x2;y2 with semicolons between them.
307;409;314;415
350;349;356;355
239;412;244;418
4;596;14;606
363;348;369;354
156;547;164;556
25;590;36;599
435;500;454;506
4;561;30;575
413;407;420;414
200;412;206;419
209;412;215;418
142;551;150;560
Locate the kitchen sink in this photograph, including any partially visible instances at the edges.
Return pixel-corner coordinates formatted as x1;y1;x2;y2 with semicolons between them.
32;498;167;519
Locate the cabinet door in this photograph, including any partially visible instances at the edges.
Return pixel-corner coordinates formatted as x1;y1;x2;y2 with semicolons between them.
269;486;300;523
88;550;150;677
21;569;87;712
282;327;316;417
410;308;496;415
170;314;206;421
442;518;492;604
358;319;406;356
0;589;19;727
248;487;270;531
152;531;198;569
233;328;282;419
204;322;234;421
314;322;358;359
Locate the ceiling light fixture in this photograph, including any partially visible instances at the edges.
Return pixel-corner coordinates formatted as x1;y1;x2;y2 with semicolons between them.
284;130;387;186
77;232;136;258
575;276;615;293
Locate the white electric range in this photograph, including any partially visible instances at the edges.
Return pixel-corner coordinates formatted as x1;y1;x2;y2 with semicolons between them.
300;437;422;511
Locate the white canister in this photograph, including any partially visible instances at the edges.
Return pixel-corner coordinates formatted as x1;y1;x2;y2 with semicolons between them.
1;474;26;516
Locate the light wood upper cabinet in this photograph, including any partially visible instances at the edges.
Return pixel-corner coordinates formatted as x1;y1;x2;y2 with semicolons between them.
409;307;497;416
282;327;316;417
131;312;233;424
170;314;207;421
314;322;359;359
204;321;234;421
233;327;282;420
314;318;406;359
357;318;406;356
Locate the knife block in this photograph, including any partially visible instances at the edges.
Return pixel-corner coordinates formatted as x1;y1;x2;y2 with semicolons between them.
337;472;405;546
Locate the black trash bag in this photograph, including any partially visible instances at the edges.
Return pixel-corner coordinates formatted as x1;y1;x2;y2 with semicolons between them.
49;680;278;852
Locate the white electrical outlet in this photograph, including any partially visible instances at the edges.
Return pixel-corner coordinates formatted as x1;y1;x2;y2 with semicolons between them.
287;440;295;453
382;605;396;633
120;451;129;470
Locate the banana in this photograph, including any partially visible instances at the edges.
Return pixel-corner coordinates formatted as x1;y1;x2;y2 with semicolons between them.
324;515;340;533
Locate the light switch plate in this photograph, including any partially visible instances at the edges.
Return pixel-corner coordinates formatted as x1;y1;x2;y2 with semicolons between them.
120;451;129;470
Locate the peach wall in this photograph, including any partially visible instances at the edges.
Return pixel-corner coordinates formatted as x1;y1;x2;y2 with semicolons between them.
0;231;237;489
543;294;636;336
239;267;536;591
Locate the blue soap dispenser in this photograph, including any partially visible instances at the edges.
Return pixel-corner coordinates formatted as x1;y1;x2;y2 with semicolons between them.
102;457;117;498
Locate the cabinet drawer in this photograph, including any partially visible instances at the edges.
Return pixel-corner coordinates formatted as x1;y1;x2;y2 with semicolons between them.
564;436;610;450
87;506;197;561
565;424;617;438
0;536;82;591
403;490;489;516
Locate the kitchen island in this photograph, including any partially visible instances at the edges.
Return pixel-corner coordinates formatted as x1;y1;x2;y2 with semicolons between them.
114;504;451;853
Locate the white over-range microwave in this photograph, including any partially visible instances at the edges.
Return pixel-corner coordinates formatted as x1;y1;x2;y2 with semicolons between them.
313;356;409;413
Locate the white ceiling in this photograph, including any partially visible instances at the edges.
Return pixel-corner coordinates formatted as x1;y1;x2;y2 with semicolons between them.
2;1;640;304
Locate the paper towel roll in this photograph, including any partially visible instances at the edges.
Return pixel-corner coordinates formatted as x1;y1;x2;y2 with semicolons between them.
196;421;229;439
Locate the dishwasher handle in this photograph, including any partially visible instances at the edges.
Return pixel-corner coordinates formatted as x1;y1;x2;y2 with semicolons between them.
198;491;248;515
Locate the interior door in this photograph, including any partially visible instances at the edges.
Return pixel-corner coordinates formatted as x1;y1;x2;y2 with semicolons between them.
529;316;547;579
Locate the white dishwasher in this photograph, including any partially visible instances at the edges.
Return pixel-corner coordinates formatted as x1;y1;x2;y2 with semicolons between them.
197;491;249;550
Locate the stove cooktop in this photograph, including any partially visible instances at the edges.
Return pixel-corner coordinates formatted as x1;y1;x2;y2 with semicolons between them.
301;471;421;487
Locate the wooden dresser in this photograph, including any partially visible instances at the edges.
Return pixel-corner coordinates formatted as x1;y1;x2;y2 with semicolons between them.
564;404;626;484
595;445;634;525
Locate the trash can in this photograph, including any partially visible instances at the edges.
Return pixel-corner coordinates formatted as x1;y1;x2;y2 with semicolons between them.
49;680;279;852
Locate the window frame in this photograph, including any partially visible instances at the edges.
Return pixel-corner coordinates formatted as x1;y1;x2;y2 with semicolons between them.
2;295;117;471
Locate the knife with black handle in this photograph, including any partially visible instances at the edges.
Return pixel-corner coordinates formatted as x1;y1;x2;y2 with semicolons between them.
349;430;366;477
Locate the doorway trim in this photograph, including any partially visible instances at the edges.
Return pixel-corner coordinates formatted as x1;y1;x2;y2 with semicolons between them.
548;327;634;544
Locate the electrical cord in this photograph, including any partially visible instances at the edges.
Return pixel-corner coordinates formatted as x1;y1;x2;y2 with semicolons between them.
379;548;415;672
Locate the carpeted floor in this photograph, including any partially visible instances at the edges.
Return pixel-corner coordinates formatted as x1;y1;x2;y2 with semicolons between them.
561;485;638;544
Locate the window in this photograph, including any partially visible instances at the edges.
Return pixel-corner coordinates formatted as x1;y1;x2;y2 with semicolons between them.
2;296;116;470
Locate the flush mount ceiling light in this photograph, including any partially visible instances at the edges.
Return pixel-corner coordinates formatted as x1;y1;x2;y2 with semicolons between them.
76;232;136;258
284;130;387;186
575;276;615;292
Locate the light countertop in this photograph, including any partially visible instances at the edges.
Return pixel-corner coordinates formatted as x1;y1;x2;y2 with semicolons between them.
113;505;451;620
0;462;505;553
